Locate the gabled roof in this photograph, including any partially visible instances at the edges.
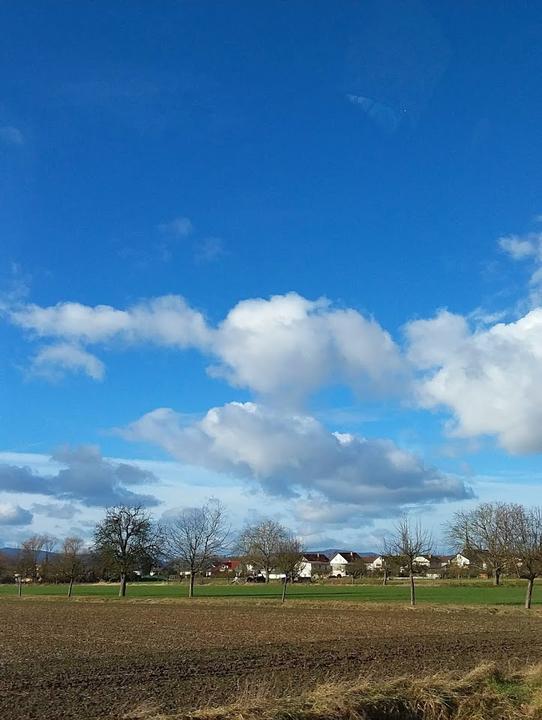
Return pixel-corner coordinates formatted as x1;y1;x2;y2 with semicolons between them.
331;551;362;562
459;548;491;562
302;552;330;562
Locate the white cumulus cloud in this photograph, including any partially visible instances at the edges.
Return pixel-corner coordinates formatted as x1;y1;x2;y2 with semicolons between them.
210;293;405;400
32;343;105;380
406;308;542;453
9;292;404;398
11;295;211;349
121;401;471;512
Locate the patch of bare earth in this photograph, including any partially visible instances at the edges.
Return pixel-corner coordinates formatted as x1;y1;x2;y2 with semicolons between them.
1;598;542;719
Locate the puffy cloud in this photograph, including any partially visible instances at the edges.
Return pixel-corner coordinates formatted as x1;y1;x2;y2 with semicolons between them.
211;293;405;399
122;401;471;512
0;503;33;526
9;292;404;398
0;446;160;507
406;308;542;453
32;343;105;380
10;295;211;348
0;126;24;145
406;310;469;369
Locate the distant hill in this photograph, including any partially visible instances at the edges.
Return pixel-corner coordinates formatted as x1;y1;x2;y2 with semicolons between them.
0;547;61;561
0;547;20;559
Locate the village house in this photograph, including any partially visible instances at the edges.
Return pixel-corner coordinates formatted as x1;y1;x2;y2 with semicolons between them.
446;551;489;574
366;555;385;572
298;552;330;579
367;554;453;577
205;558;242;577
329;551;362;577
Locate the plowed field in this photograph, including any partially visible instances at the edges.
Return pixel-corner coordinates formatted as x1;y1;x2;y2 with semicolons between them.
2;598;542;719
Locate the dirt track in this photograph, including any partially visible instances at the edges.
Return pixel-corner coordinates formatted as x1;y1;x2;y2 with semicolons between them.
2;598;542;719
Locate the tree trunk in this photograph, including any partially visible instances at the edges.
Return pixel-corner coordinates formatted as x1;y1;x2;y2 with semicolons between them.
67;577;74;598
525;577;534;610
17;579;22;597
265;568;270;583
383;567;388;586
119;573;127;598
409;570;416;606
281;577;288;604
493;568;501;586
188;571;195;598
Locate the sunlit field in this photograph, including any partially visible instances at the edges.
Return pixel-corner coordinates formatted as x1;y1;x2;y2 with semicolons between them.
1;578;539;605
2;594;542;720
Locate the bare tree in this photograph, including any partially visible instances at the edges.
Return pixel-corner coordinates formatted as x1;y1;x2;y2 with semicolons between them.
505;505;542;609
238;519;288;583
59;537;86;598
349;557;367;584
378;555;401;586
385;517;432;606
165;500;230;598
0;551;14;583
94;505;160;597
274;536;304;603
18;535;46;581
446;503;512;585
40;534;58;582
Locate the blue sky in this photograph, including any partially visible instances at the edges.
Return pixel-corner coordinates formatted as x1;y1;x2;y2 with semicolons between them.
2;1;542;549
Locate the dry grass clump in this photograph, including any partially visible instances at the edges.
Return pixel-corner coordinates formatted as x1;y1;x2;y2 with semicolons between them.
143;662;542;720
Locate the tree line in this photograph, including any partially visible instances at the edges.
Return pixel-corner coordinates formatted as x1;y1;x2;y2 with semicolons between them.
2;500;542;608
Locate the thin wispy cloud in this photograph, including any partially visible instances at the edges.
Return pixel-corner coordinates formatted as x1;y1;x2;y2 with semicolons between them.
0;126;24;146
347;94;402;133
30;502;80;520
157;216;194;238
194;237;226;264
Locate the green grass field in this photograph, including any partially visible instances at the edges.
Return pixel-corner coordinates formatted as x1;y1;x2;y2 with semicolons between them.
0;579;539;605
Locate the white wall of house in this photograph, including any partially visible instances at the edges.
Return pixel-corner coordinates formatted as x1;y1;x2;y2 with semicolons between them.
414;555;430;567
268;571;286;580
329;553;351;576
299;560;331;578
367;556;384;571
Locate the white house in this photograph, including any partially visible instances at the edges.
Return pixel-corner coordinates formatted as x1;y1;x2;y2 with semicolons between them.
453;552;472;568
449;552;488;571
414;555;431;568
298;553;330;578
329;551;362;577
366;555;386;572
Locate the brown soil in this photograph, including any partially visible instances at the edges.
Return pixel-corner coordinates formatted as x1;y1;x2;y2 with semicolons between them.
1;598;542;719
